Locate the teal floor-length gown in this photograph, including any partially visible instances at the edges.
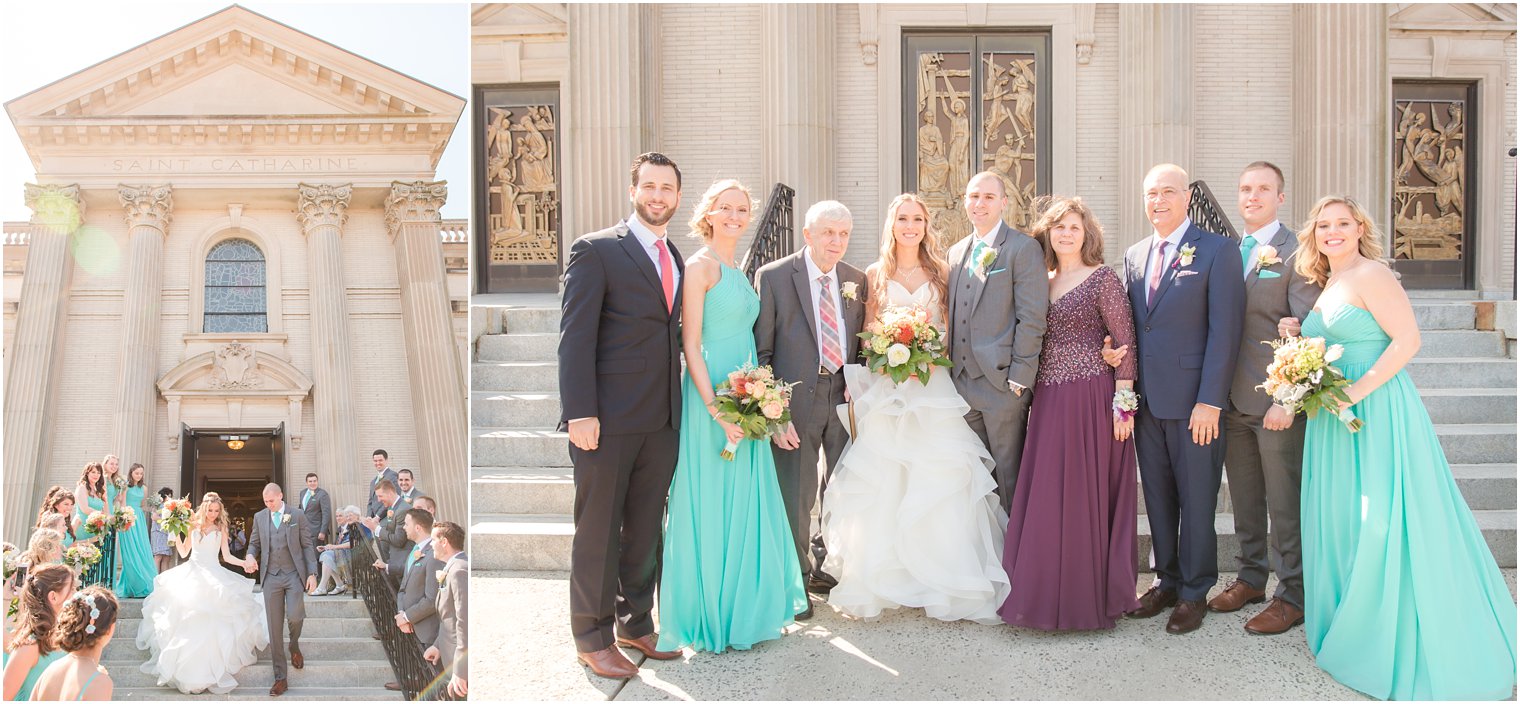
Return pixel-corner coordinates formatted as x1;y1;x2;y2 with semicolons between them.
116;483;156;597
79;490;118;588
1301;303;1516;700
657;263;808;653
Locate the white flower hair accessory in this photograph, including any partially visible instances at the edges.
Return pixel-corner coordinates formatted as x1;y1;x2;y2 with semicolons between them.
70;592;101;634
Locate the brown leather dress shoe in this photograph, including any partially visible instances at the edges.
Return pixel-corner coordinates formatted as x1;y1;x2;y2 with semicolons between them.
269;679;288;697
1207;580;1266;613
1166;599;1207;634
1126;586;1179;619
1244;598;1305;635
616;634;680;661
289;646;304;670
578;645;639;679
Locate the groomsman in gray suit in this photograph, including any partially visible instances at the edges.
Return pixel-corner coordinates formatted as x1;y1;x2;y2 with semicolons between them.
385;508;444;693
945;172;1049;511
297;472;333;545
244;483;318;697
1208;161;1320;634
426;521;468;699
755;201;869;614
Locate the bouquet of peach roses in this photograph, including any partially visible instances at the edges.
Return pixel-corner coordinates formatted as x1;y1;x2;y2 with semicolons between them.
83;510;111;536
159;497;194;538
712;363;796;460
858;305;953;385
1258;336;1362;432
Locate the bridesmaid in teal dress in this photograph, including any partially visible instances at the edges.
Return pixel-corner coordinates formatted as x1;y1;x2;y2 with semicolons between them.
1;563;74;701
75;460;119;588
657;180;807;653
1293;196;1515;700
114;463;156;597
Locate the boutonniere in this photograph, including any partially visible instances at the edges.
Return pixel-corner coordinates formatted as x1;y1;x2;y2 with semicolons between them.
1255;245;1282;271
840;281;859;302
435;569;446;587
1176;243;1197;268
976;246;999;275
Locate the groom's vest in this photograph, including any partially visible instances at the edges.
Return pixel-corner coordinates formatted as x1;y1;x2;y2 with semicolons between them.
267;517;298;576
951;271;985;380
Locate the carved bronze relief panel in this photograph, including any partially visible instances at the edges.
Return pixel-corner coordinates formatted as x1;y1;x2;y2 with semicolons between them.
1390;82;1475;290
475;86;561;293
905;33;1049;248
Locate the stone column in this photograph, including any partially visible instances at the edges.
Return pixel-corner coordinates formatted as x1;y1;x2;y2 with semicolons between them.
111;184;172;478
1118;4;1194;251
763;4;836;226
385;181;467;524
1292;4;1390;227
4;185;84;541
566;4;654;242
296;184;362;507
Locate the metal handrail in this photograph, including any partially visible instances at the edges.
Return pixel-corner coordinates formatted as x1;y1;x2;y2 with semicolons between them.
1187;180;1239;241
351;534;455;701
740;183;796;282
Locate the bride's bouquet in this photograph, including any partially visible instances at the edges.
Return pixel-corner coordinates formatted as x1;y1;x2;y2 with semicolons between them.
112;506;137;532
858;305;953;385
712;363;796;460
159;497;194;537
1259;336;1363;432
83;510;111;536
62;543;101;571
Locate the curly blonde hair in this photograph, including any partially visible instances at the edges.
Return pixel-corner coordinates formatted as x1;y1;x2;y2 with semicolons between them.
871;193;949;316
1294;195;1387;287
687;179;757;242
193;492;231;538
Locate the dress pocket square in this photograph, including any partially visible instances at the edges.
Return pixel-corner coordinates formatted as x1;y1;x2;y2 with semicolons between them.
1257;270;1282;279
1175;270;1200;278
987;268;1007;276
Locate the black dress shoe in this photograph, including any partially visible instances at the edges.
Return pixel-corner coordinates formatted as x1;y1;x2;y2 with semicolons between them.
804;576;836;595
795;603;814;621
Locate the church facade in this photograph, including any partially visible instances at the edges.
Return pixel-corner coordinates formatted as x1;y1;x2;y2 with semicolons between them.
2;6;469;539
472;3;1515;297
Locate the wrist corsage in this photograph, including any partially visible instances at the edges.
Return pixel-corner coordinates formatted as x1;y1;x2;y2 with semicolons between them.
1112;389;1140;422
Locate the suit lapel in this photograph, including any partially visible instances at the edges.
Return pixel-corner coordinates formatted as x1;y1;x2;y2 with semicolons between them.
668;239;686;317
968;223;1009;313
1147;226;1198;315
616;226;665;307
790;254;820;346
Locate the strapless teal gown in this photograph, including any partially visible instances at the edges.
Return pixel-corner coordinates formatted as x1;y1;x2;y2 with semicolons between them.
115;484;155;597
657;263;807;653
1301;304;1516;700
79;492;118;588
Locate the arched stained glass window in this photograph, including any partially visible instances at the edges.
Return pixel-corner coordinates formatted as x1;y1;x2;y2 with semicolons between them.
203;238;268;333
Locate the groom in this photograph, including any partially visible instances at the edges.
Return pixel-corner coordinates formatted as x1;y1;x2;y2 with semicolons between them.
245;482;318;697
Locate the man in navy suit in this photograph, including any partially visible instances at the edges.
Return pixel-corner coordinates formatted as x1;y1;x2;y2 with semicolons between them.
1122;163;1245;634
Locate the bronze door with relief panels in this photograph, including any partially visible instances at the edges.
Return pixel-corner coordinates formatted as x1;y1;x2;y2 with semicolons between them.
1391;81;1476;290
475;85;562;294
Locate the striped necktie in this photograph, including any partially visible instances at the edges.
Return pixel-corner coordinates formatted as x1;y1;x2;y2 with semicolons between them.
818;275;844;373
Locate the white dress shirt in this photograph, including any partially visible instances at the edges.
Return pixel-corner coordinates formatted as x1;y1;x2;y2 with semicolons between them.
627;213;681;290
1240;219;1280;278
802;247;848;367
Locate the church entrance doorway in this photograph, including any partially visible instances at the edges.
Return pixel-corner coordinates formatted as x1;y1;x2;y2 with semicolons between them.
178;424;285;576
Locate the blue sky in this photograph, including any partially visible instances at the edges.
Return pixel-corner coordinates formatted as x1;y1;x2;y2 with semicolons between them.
0;2;470;220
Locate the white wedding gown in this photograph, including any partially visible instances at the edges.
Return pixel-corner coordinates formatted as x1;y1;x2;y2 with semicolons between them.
821;280;1012;624
136;529;269;694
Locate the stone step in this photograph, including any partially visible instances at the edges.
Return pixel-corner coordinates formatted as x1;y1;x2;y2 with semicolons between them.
1421;388;1517;424
1413;329;1506;358
478;332;558;362
106;635;383;663
1436;423;1516;464
503;307;560;334
113;617;377;643
105;660;393;690
472;391;560;427
473;427;571;467
473;361;560;392
115;595;368;620
115;686;397;701
1137;510;1516;569
1412;301;1478;330
471;466;574;515
1406;358;1516;389
1139;463;1516;514
471;514;574;572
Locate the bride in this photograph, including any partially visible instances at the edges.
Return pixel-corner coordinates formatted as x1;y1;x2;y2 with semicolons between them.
820;193;1011;624
136;492;269;694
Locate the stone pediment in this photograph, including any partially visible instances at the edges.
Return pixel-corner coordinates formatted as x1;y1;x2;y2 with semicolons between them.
157;342;312;397
473;4;568;35
1390;3;1517;31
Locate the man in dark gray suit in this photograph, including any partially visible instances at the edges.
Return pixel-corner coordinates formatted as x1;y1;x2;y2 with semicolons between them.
755;201;869;614
1122;163;1245;635
945;171;1049;511
244;482;318;697
297;472;333;545
385;508;444;693
361;480;412;589
1208;161;1320;634
367;449;399;518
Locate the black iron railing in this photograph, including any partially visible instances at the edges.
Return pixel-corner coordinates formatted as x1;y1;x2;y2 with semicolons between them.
352;535;455;701
741;183;796;282
79;530;118;588
1187;180;1239;241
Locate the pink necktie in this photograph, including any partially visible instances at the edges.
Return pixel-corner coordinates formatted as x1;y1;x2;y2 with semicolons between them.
657;240;674;313
818;276;844;372
1147;240;1170;310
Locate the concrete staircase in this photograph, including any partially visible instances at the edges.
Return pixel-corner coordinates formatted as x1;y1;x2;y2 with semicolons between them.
471;300;1516;572
108;595;398;700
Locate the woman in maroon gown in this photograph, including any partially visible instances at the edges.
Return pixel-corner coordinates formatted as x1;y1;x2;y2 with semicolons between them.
999;196;1140;630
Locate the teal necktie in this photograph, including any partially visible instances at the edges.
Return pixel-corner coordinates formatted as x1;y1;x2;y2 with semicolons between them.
968;239;988;272
272;511;282;528
1240;234;1257;273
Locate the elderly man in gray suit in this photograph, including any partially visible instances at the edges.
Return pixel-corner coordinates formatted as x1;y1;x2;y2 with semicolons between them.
755;200;869;613
945;171;1049;511
1208;161;1321;635
244;482;319;697
426;521;468;699
384;507;444;693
